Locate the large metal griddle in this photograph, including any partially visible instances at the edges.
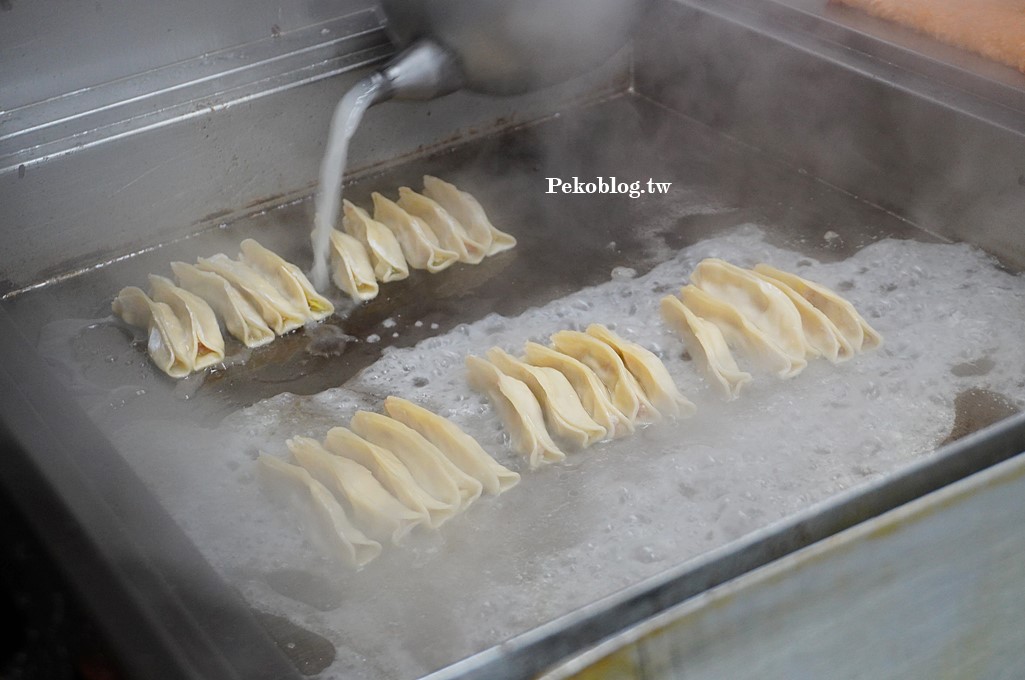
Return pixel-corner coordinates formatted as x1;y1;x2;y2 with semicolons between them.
4;0;1025;678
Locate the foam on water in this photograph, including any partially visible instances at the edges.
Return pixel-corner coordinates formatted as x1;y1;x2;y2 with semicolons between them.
108;225;1025;679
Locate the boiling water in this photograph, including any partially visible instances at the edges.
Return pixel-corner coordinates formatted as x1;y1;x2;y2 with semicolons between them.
310;78;380;291
105;226;1025;679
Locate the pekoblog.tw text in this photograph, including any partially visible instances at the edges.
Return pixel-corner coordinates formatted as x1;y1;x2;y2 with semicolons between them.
546;176;672;199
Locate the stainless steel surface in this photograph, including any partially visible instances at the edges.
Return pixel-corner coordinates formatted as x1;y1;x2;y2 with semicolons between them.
542;449;1025;680
638;0;1025;269
0;0;377;112
379;0;648;94
5;0;1025;677
0;26;628;295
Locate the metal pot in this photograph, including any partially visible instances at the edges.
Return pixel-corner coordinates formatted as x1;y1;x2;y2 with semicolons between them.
378;0;647;96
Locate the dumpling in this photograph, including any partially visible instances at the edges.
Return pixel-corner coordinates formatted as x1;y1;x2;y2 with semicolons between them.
585;324;696;419
523;341;634;439
350;411;483;510
486;347;606;448
148;274;225;370
196;254;306;334
258;454;381;568
752;264;883;353
323;427;456;529
691;259;810;367
550;330;660;424
660;295;752;400
238;239;334;321
112;286;193;378
329;230;379;302
465;355;566;469
679;285;799;378
171;261;274;348
342;200;409;282
372;192;459;272
383;396;520;495
397;187;486;264
287;436;423;545
422;176;517;256
749;268;854;363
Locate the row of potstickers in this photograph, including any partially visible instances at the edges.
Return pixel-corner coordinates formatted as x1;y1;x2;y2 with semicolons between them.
660;259;882;400
327;175;516;301
112;239;334;378
111;176;514;378
258;397;520;568
466;325;697;470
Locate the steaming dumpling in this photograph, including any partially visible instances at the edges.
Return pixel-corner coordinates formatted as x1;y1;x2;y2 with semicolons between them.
148;274;225;370
350;411;483;510
660;295;752;400
329;230;379;302
749;269;854;363
550;330;660;424
342;200;409;282
238;239;334;321
372;192;459;272
323;427;455;529
752;264;882;353
523;342;634;439
486;347;606;448
258;454;381;568
383;396;520;495
422;176;517;256
585;324;696;419
466;355;566;469
288;436;423;545
112;286;193;378
172;261;274;348
679;285;796;378
691;259;809;371
196;254;306;334
397;187;486;264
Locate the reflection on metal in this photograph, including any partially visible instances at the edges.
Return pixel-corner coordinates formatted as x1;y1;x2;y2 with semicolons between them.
543;452;1025;680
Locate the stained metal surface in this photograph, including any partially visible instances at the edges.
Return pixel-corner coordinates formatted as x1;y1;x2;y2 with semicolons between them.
542;450;1025;680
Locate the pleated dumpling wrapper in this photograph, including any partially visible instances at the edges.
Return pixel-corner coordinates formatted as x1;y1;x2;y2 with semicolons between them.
196;254;306;334
238;239;334;321
466;355;566;469
679;284;798;379
550;330;660;424
287;436;423;545
748;268;854;363
660;295;752;400
752;264;882;353
148;274;225;370
372;192;459;272
585;324;696;419
486;347;606;449
350;411;483;510
383;396;520;495
112;286;194;378
258;454;381;568
691;258;809;371
329;230;379;302
422;175;517;256
323;427;456;529
172;261;275;348
342;200;409;283
523;341;634;439
397;187;485;264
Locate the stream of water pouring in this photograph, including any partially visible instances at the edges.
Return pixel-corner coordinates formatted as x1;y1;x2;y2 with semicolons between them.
310;77;381;292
